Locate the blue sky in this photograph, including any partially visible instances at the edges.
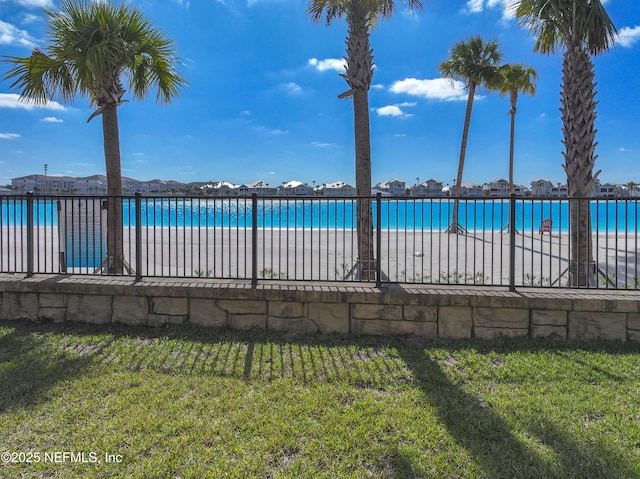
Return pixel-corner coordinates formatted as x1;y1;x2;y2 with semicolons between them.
1;0;639;189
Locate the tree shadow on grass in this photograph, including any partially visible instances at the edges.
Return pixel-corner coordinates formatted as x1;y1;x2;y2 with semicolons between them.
2;320;638;478
0;320;104;414
394;339;640;479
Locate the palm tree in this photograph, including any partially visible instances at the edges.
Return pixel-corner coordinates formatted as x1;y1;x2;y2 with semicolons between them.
514;0;616;287
498;63;537;197
438;36;503;234
308;0;422;280
3;0;186;274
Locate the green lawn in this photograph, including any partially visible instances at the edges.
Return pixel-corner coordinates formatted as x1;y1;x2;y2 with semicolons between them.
1;320;639;479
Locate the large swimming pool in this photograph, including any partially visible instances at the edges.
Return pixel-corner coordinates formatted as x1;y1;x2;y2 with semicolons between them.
1;196;638;233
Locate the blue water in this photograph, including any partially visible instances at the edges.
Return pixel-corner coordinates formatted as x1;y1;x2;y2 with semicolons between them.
1;197;639;233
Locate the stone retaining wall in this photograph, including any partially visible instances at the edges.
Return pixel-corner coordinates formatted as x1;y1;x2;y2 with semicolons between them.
1;275;639;342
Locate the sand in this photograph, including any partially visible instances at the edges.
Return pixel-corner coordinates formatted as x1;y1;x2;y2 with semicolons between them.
1;225;638;288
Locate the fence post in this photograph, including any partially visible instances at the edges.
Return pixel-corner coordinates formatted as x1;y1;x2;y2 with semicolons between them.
135;192;143;282
251;193;258;287
508;193;516;292
376;193;382;288
26;191;34;278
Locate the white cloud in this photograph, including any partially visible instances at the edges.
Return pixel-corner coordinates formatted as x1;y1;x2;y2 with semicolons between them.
21;13;42;24
463;0;515;20
277;82;302;95
465;0;483;13
390;78;467;101
0;132;21;140
617;26;640;48
0;19;36;48
311;141;336;147
0;0;53;7
42;116;63;123
308;58;346;72
0;93;67;111
376;106;404;117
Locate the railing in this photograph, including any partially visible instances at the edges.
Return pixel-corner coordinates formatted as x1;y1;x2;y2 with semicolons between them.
1;192;638;289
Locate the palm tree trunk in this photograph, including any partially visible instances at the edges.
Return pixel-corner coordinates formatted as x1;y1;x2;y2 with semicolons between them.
353;88;374;280
561;43;598;287
448;83;476;234
344;9;375;280
102;105;125;274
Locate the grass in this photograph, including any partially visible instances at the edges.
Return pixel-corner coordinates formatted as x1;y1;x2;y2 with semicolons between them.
0;320;639;479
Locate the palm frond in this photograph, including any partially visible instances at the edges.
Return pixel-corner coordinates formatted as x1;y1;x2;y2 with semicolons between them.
3;0;186;108
514;0;616;55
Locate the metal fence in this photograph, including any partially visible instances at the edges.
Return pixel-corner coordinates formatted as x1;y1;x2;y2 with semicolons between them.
1;192;638;289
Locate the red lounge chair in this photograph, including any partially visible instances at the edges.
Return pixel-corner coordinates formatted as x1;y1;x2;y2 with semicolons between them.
538;218;552;235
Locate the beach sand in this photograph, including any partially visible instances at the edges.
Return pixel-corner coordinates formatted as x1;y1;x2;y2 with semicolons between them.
2;226;638;288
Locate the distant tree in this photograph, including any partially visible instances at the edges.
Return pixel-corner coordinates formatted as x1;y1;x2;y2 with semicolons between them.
3;0;187;274
438;36;503;234
498;63;537;196
514;0;616;286
308;0;423;280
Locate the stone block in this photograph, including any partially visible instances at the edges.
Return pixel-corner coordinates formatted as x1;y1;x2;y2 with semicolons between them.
190;298;227;328
0;293;38;320
67;294;112;324
628;313;640;331
148;314;168;327
352;319;437;337
218;300;267;315
308;302;349;334
474;327;528;340
573;298;638;313
38;307;66;323
403;305;437;322
147;314;185;326
531;309;567;327
438;306;472;339
268;316;319;334
351;304;402;320
151;297;188;316
473;307;529;329
532;324;566;340
1;293;36;320
39;293;66;309
527;297;574;311
628;329;640;342
268;301;305;318
229;314;266;331
112;296;148;325
568;312;627;341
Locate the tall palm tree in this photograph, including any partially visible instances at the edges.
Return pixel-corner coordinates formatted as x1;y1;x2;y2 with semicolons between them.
498;63;537;196
3;0;186;274
438;36;503;234
514;0;616;287
308;0;422;280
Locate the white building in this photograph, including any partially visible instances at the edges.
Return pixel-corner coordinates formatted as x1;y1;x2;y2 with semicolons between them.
12;174;104;195
199;181;238;196
277;180;314;196
485;179;527;197
458;181;484;197
410;179;444;197
317;181;356;197
237;181;278;196
531;178;567;197
374;179;406;197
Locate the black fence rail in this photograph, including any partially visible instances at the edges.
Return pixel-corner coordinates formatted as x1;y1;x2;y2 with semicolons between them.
1;192;638;289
